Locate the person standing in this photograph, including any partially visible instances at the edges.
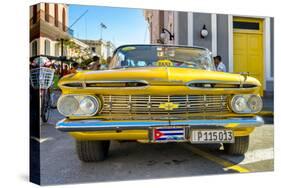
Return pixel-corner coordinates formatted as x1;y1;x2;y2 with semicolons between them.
62;64;70;76
214;55;226;72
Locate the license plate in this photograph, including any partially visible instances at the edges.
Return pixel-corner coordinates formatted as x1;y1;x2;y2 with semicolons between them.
191;129;234;143
152;127;186;142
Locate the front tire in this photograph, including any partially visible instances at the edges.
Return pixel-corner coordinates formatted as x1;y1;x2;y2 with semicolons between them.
76;140;110;162
224;136;249;155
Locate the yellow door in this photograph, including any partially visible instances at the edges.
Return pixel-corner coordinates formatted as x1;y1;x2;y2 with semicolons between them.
233;17;264;95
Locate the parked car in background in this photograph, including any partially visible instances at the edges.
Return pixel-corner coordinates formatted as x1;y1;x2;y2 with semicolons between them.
56;44;264;162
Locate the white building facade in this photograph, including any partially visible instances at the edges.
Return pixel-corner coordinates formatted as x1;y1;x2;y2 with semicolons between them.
81;39;116;60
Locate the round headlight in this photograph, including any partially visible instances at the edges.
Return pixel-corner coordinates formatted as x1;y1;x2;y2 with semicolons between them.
247;95;263;113
57;95;79;116
231;95;248;113
79;96;99;115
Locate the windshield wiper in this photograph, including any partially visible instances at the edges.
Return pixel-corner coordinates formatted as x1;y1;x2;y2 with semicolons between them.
112;66;130;69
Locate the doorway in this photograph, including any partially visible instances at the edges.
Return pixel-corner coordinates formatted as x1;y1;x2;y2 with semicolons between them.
233;17;264;95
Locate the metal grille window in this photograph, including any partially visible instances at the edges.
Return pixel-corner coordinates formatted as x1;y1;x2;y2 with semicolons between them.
32;5;37;24
31;41;38;57
62;8;66;32
44;40;51;55
55;43;60;56
45;3;49;22
54;4;58;27
233;21;260;30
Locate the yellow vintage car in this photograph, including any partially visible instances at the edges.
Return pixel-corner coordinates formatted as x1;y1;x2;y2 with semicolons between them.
56;44;264;162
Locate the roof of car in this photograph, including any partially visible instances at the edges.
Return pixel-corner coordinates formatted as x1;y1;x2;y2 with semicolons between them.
113;44;210;54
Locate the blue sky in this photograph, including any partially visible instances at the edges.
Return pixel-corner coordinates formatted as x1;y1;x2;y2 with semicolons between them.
69;5;149;47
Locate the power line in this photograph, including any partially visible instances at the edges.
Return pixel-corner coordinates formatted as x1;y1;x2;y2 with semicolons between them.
85;13;87;39
68;9;89;32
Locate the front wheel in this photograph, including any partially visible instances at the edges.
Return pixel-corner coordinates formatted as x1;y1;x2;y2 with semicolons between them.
223;136;249;155
76;140;110;162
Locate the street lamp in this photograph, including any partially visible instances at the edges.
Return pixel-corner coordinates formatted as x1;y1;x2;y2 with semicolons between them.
200;24;209;38
160;28;175;41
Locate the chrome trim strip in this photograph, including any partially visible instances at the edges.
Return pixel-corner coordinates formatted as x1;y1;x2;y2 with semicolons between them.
170;116;264;127
61;80;150;89
85;80;149;84
56;116;264;132
187;80;241;85
59;81;85;89
186;80;258;90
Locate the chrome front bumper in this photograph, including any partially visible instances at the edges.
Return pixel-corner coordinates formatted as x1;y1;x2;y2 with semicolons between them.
56;116;264;132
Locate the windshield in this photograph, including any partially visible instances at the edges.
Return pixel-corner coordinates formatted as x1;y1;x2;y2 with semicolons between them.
109;45;215;71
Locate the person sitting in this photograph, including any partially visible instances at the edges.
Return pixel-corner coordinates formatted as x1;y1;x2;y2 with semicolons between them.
70;62;79;74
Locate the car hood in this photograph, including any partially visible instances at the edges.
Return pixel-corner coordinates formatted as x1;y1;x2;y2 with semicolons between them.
59;67;261;95
62;67;259;85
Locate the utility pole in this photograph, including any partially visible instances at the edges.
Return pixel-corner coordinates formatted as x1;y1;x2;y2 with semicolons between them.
60;39;64;77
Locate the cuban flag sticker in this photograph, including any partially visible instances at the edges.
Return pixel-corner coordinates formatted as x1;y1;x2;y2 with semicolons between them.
153;127;186;142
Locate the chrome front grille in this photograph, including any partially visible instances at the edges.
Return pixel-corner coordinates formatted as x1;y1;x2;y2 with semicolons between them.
100;95;229;115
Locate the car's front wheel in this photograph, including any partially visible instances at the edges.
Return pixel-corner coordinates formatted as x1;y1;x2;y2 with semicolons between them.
76;140;110;162
224;136;249;155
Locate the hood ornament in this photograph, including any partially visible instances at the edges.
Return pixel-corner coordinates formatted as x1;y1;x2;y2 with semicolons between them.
240;72;249;88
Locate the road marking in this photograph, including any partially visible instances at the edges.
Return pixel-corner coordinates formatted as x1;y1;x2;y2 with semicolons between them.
185;144;250;173
31;136;54;143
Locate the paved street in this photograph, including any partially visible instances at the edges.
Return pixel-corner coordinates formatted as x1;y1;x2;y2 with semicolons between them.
39;109;274;185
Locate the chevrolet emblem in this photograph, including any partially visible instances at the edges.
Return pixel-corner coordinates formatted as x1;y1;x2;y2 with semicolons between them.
159;102;179;111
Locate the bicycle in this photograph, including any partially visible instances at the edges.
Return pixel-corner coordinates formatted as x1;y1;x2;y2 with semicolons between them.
30;60;55;123
30;55;79;122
